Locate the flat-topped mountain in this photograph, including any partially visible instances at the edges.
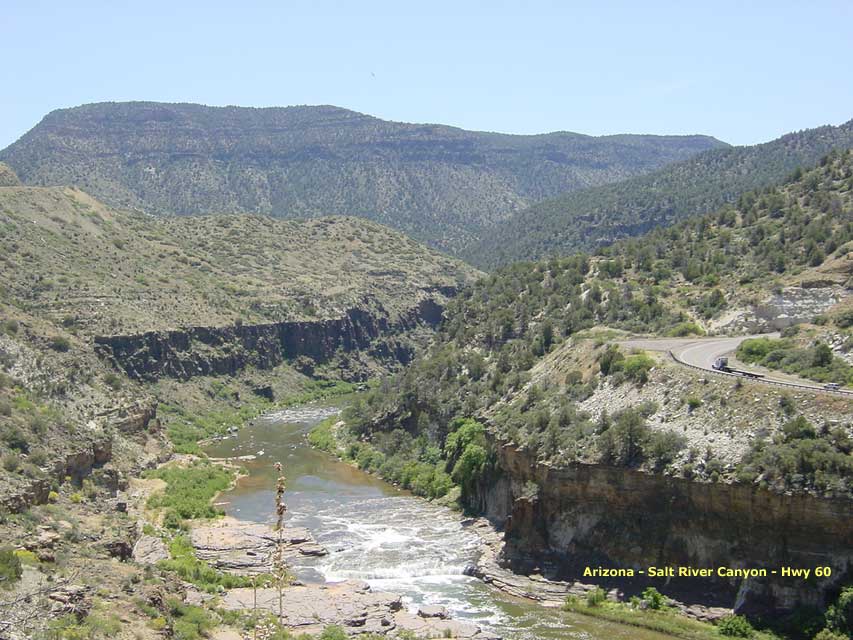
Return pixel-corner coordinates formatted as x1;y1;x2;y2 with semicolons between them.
0;101;725;255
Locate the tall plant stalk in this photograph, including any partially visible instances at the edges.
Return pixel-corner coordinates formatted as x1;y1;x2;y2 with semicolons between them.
273;461;288;630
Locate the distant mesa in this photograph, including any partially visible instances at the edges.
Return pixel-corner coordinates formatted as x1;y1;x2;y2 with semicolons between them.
0;101;726;258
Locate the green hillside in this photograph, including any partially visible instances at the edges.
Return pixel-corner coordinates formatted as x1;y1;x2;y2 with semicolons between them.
471;119;853;268
341;150;853;499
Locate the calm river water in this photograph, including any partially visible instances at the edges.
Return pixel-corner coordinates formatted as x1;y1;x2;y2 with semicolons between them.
204;403;675;640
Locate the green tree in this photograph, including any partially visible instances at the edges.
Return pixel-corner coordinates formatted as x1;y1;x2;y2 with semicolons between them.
0;549;22;589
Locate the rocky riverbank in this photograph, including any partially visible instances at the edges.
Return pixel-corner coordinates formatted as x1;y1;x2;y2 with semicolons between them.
183;516;498;638
220;579;498;639
464;517;732;623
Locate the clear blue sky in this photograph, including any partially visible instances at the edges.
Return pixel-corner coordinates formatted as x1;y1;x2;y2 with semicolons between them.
3;1;852;148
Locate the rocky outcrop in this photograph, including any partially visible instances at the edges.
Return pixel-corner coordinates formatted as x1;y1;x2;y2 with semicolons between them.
189;518;327;574
717;284;846;333
0;399;157;514
469;439;853;616
132;534;170;565
94;301;446;382
221;580;498;638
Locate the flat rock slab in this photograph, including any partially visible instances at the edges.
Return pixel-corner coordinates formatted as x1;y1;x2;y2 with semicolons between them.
221;580;498;638
221;580;401;635
132;534;170;565
418;604;449;618
190;516;327;574
395;611;500;639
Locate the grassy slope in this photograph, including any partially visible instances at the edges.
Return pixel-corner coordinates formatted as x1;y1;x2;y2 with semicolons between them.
0;186;480;336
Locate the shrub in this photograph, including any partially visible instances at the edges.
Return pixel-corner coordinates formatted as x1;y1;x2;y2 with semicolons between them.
780;323;801;337
778;393;796;415
1;452;20;473
586;586;607;607
647;431;687;469
814;629;848;640
598;345;624;376
737;337;778;362
158;537;264;593
717;614;754;637
103;372;122;391
641;586;666;610
825;586;853;636
2;426;29;452
835;310;853;329
82;607;122;636
20;462;43;478
2;319;19;335
782;415;816;441
49;336;71;352
597;408;650;466
28;449;48;467
686;396;702;412
738;337;852;385
450;444;487;489
308;418;338;452
622;354;654;385
319;627;348;640
666;322;705;337
445;418;486;460
0;548;23;589
144;461;233;520
167;598;216;640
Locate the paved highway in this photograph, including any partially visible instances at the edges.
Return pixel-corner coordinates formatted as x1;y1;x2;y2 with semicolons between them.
618;334;778;370
615;333;851;395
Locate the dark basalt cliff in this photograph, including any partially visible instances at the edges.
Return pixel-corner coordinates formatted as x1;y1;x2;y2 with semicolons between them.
94;299;446;381
470;439;853;615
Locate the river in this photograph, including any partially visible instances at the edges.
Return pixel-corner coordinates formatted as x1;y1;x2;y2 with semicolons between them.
204;403;677;640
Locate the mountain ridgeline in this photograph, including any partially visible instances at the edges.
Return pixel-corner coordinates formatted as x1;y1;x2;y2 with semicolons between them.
0;102;724;256
471;118;853;268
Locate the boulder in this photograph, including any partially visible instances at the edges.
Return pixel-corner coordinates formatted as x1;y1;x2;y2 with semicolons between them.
189;517;327;574
132;534;169;565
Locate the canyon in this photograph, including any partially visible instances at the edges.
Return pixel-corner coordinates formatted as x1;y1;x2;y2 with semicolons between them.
468;438;853;616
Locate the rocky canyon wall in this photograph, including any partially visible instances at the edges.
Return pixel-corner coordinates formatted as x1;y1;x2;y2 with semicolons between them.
471;438;853;615
94;299;446;382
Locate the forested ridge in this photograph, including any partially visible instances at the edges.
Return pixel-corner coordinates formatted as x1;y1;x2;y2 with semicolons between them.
335;150;853;501
471;119;853;268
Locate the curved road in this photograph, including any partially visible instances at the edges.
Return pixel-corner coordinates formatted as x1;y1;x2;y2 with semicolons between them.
618;334;777;370
617;333;851;395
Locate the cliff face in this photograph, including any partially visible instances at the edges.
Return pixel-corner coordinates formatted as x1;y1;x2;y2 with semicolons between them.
94;300;445;381
472;438;853;615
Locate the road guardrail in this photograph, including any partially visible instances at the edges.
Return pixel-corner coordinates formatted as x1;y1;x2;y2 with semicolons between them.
667;350;853;396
